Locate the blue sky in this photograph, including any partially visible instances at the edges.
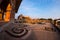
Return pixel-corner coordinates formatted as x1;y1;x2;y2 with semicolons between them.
15;0;60;19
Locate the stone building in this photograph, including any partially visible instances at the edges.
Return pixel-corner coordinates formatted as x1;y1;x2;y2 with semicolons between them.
18;14;32;23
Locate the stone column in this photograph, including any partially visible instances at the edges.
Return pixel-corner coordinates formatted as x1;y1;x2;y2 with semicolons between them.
10;0;16;22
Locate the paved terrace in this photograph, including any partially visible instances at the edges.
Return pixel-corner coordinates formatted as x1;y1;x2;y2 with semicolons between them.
0;23;60;40
26;23;60;40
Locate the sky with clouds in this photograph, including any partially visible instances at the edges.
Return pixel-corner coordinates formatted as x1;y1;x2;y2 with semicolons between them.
15;0;60;19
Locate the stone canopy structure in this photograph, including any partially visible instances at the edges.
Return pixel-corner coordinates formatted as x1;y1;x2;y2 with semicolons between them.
0;0;22;13
0;0;22;22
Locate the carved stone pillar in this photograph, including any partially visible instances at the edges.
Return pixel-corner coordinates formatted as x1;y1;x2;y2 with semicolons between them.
10;0;16;22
